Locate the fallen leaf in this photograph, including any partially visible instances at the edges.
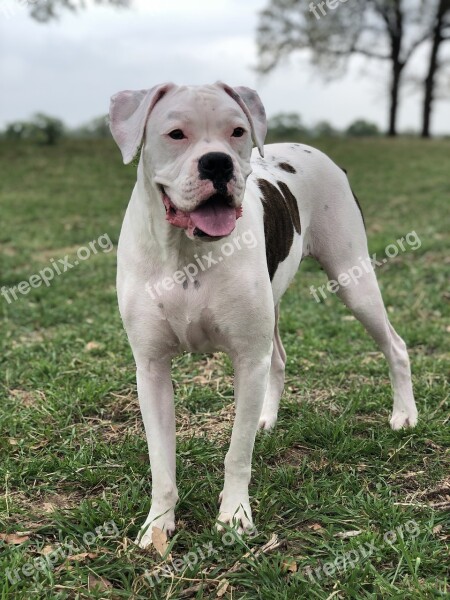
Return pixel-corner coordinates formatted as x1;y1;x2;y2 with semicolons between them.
41;545;55;555
216;579;229;597
88;574;113;591
9;389;38;406
67;552;97;562
334;530;362;539
30;440;49;450
282;559;297;573
151;527;169;557
8;438;18;446
67;552;89;562
85;341;102;351
432;524;443;535
307;523;324;532
0;532;30;544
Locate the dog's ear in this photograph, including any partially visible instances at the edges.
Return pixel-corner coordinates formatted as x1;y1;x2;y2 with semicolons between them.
216;82;267;157
109;83;174;164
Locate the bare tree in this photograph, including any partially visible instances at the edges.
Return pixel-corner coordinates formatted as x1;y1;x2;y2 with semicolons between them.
421;0;450;137
28;0;130;22
256;0;431;136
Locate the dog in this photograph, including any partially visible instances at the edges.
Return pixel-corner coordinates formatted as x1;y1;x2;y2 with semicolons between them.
109;82;418;549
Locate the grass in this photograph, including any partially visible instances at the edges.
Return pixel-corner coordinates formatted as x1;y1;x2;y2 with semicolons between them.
0;136;448;599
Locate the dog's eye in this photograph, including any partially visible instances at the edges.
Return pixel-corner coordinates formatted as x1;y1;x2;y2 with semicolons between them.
168;129;186;140
232;127;245;138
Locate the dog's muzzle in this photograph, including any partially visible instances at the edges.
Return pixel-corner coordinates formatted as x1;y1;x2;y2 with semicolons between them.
162;189;242;239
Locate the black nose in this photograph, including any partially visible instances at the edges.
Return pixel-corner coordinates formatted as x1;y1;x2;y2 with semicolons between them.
198;152;233;186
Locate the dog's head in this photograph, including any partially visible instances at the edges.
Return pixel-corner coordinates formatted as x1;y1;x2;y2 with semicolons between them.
109;83;267;239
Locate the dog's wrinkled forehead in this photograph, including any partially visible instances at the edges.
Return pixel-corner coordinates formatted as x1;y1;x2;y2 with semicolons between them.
109;82;267;164
149;85;247;131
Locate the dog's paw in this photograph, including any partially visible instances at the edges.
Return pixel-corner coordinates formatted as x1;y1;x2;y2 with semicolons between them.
258;412;278;431
135;511;176;550
390;407;418;430
216;501;254;535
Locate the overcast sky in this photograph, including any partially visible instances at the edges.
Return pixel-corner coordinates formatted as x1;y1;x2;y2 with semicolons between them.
1;0;449;134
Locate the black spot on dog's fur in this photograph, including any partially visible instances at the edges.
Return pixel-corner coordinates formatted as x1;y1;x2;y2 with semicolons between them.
258;179;301;280
340;166;365;228
278;162;297;174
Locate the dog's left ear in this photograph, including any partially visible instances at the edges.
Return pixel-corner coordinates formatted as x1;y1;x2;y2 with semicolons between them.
217;82;267;157
109;83;174;164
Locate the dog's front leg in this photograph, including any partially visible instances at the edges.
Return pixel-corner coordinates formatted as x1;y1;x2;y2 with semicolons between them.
217;353;272;533
135;359;178;549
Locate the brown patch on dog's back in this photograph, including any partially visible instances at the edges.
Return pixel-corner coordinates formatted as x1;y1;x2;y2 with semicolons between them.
278;162;296;174
258;179;302;280
277;181;301;234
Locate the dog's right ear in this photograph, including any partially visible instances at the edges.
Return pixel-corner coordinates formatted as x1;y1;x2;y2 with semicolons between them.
109;83;174;164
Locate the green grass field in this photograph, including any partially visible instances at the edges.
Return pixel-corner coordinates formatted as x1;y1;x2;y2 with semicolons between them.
0;137;449;599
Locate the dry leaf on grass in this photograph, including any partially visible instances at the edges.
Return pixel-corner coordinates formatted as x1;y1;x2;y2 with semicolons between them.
0;532;30;544
216;579;229;597
9;389;40;407
67;552;98;562
151;527;169;557
85;341;102;351
334;530;362;539
88;574;113;591
282;559;298;573
307;523;324;532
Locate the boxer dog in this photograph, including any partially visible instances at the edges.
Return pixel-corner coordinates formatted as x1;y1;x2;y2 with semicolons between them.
109;83;418;548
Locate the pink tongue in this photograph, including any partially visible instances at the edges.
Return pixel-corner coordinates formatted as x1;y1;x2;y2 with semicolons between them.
189;201;237;237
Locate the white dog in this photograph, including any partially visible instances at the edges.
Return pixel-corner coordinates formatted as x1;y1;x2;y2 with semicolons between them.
109;82;418;548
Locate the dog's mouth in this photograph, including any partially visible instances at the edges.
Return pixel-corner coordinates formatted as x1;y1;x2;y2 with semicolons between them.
161;187;243;239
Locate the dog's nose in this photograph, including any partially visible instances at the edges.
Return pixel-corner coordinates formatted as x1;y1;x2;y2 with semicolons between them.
198;152;233;184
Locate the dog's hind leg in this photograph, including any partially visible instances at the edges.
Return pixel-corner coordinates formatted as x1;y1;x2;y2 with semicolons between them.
312;204;418;429
259;304;286;430
338;268;417;429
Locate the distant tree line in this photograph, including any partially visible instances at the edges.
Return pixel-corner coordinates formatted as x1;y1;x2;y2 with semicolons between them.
1;112;410;146
1;114;111;145
268;113;382;140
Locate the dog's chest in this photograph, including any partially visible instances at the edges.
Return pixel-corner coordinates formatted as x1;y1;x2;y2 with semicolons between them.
154;287;229;354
